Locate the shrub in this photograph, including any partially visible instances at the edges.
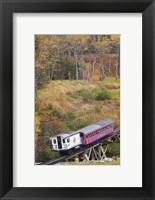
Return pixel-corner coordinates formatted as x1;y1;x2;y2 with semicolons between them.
106;142;120;157
50;107;62;119
41;118;63;136
110;89;120;100
114;120;120;128
79;88;94;103
95;103;102;113
40;147;59;162
75;119;90;129
63;111;76;121
62;111;77;130
95;88;111;101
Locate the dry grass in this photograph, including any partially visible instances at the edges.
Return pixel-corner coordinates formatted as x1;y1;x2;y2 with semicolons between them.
37;78;120;130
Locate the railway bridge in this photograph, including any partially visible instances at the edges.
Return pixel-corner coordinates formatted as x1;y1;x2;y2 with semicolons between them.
40;127;120;165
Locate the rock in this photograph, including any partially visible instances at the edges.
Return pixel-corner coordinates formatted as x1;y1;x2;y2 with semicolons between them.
112;156;117;160
104;157;113;162
75;157;79;162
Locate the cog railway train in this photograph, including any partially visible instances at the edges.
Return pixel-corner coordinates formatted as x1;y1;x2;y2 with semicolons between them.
50;119;114;155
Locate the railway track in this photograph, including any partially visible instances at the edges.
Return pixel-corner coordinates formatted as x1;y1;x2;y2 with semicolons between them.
42;127;120;165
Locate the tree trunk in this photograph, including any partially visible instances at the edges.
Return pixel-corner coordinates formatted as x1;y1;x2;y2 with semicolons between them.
88;70;90;81
81;53;85;80
116;62;119;80
75;56;78;80
109;61;111;72
102;65;106;80
49;67;54;81
101;59;106;80
51;67;54;80
92;57;96;80
74;50;78;80
82;64;85;80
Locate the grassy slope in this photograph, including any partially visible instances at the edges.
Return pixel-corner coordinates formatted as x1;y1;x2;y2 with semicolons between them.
36;78;120;162
57;160;120;165
37;78;120;131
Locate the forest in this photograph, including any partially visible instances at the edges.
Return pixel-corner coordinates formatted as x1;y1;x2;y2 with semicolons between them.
35;35;120;163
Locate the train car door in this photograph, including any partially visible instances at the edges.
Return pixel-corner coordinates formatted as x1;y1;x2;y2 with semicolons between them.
57;136;62;149
80;132;84;144
86;135;89;144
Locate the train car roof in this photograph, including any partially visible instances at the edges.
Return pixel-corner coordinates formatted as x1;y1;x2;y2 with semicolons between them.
53;131;74;138
76;119;114;135
95;119;113;126
52;119;114;139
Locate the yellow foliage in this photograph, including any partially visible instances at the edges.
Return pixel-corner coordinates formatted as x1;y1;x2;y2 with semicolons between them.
35;114;41;141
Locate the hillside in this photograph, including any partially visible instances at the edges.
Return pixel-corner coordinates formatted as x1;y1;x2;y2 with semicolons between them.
35;78;120;162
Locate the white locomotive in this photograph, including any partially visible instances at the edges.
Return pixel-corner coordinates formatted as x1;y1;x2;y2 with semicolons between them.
51;131;82;154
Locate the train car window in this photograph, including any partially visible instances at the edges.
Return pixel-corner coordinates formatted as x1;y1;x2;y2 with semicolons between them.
53;139;56;144
67;138;70;143
62;139;65;143
80;132;83;137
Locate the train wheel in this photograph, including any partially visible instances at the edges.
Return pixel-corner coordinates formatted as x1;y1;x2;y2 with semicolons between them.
59;151;68;156
68;149;74;155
